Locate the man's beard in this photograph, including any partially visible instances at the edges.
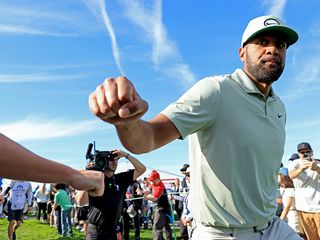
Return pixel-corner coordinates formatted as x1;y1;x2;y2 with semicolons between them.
246;54;284;84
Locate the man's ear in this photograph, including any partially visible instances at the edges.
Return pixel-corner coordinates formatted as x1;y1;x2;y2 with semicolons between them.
239;47;245;62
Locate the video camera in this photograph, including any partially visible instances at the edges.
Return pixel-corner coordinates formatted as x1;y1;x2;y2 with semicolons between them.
85;142;118;172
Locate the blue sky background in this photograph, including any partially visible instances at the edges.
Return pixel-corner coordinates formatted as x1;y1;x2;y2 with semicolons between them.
1;0;320;184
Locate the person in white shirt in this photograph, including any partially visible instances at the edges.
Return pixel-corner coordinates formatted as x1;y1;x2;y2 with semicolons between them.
5;180;32;240
278;167;302;237
34;183;49;222
180;167;192;239
288;142;320;240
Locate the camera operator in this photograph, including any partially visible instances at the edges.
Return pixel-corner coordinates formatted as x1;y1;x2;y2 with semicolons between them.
77;149;146;240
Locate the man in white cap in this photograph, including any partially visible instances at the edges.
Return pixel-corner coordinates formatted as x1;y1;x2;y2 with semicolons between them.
89;15;301;239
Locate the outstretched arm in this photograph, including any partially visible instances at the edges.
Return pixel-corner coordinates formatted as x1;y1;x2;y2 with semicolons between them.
0;133;104;196
88;76;180;154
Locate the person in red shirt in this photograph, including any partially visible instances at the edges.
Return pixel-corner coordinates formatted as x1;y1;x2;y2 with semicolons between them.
144;170;172;240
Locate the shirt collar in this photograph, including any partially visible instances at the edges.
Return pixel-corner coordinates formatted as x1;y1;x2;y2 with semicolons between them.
231;69;276;97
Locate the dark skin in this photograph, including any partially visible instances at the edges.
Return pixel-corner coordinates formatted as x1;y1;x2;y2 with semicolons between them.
239;32;288;96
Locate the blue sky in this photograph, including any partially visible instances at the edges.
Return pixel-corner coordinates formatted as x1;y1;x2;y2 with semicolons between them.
0;0;320;183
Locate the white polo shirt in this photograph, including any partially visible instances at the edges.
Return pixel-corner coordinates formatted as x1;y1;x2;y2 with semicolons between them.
162;69;286;228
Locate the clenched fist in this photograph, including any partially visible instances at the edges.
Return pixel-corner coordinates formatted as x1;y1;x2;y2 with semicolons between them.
89;76;148;125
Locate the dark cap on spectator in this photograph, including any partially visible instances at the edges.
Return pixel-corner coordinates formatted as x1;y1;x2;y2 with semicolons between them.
289;153;299;161
182;167;190;175
297;142;312;152
180;164;189;172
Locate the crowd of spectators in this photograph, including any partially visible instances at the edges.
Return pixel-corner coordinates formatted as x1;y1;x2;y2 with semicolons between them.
0;166;190;240
0;141;319;240
0;181;91;239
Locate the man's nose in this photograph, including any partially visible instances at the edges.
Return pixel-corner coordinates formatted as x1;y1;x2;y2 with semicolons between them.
265;44;279;55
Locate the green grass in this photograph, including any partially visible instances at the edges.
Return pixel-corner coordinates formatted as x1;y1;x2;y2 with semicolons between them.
0;217;180;239
0;218;84;240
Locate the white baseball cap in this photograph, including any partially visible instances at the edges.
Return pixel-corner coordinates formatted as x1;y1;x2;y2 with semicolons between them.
241;15;298;48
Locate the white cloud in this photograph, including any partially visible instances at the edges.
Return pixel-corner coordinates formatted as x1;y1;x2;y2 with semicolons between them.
119;1;176;65
165;64;197;86
283;43;320;101
0;117;108;142
0;2;100;36
1;62;111;72
0;73;90;83
119;0;196;85
264;0;287;18
286;118;320;131
294;59;320;87
0;1;196;85
0;24;69;37
84;0;125;75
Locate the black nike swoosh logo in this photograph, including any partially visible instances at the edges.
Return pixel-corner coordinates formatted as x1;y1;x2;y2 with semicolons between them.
278;114;283;118
264;18;280;26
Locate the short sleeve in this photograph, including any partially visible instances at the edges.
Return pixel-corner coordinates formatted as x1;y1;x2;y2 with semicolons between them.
161;76;222;139
285;188;295;198
288;160;299;172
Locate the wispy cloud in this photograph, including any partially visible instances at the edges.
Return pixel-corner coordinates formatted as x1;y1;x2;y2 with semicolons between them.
286;118;320;131
261;1;320;103
0;2;100;36
284;55;320;101
165;64;197;86
0;1;196;85
282;25;320;102
293;58;320;87
0;73;90;83
119;0;196;85
84;0;125;75
0;117;109;142
0;62;112;71
263;0;287;18
0;24;70;37
119;1;175;66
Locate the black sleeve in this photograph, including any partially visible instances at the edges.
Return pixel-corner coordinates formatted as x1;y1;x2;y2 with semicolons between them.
117;169;135;188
